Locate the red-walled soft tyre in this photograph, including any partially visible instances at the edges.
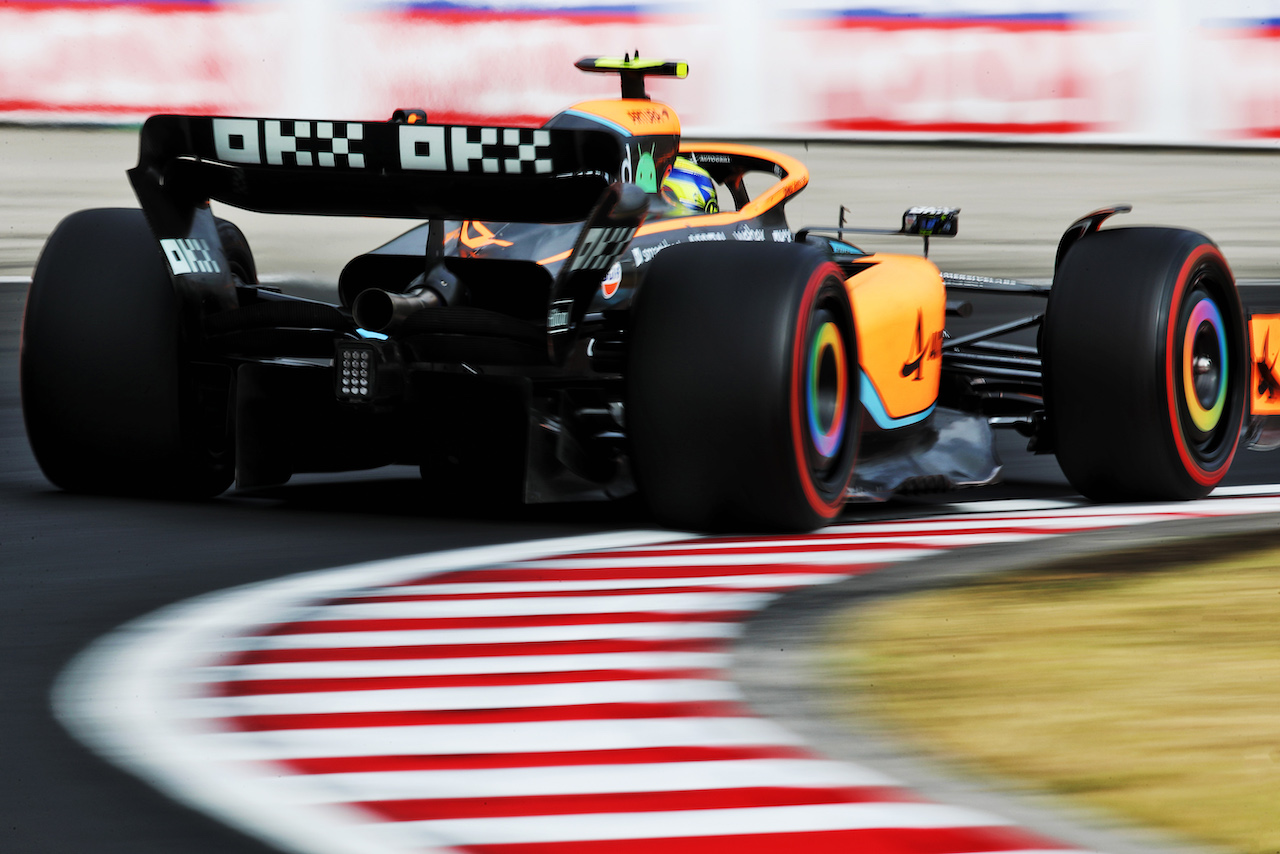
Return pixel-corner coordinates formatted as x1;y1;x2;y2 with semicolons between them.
21;208;234;497
628;242;859;531
1044;227;1246;501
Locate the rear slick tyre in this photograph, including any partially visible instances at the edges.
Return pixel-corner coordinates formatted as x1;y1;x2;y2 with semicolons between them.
21;208;234;497
1044;227;1246;501
216;216;257;286
628;242;859;532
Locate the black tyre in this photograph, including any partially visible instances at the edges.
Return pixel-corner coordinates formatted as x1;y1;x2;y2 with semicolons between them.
216;216;258;285
1044;227;1246;501
628;242;859;531
21;208;234;497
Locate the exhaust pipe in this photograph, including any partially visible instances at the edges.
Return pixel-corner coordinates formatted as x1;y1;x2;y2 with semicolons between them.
352;288;441;333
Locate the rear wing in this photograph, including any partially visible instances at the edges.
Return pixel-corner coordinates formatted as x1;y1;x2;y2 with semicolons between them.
129;114;624;236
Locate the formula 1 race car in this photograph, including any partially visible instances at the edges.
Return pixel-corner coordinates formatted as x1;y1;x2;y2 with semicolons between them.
20;56;1280;531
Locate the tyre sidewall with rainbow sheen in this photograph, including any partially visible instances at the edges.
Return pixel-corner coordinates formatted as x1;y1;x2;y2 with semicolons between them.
628;242;859;531
1045;227;1246;501
791;269;859;514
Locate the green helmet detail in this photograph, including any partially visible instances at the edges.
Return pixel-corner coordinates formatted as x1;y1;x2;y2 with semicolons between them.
636;149;658;193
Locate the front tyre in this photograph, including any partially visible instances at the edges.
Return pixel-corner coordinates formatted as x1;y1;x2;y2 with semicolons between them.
628;242;859;531
1044;227;1246;501
21;208;234;497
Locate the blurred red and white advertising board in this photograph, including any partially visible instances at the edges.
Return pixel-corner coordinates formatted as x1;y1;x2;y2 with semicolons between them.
3;0;1280;146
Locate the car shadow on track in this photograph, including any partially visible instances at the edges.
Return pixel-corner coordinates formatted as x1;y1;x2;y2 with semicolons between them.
226;466;656;527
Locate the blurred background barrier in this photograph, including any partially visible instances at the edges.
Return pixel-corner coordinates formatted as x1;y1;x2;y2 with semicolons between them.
4;0;1280;146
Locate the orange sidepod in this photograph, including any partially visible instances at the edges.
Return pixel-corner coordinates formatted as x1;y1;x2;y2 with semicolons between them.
1250;313;1280;415
845;254;945;426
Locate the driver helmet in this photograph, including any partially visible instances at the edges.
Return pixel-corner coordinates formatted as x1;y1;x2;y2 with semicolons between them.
661;156;718;214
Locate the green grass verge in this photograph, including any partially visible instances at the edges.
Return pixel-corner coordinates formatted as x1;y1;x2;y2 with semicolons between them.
823;533;1280;854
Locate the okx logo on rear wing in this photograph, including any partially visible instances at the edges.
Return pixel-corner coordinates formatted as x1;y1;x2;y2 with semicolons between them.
129;114;624;236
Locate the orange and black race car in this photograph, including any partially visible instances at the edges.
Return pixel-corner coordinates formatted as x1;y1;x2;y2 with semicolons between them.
20;57;1280;530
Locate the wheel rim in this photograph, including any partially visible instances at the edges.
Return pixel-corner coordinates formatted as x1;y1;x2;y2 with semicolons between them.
799;290;856;498
1170;267;1242;474
788;263;858;522
806;315;849;464
1182;294;1227;436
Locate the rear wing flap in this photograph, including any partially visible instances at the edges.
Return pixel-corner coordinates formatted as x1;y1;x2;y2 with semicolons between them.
129;114;624;237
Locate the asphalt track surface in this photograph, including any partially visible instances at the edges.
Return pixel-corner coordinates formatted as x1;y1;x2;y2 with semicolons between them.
4;126;1280;853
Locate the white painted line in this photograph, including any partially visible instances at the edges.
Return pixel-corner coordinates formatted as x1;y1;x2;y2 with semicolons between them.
600;532;1054;553
196;651;734;682
881;498;1082;515
369;802;1014;847
215;620;743;648
294;590;781;619
1193;496;1280;514
344;572;847;595
851;498;1276;521
514;548;931;568
182;678;742;717
823;513;1189;534
1210;483;1280;497
190;717;806;762
260;758;899;803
